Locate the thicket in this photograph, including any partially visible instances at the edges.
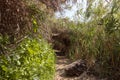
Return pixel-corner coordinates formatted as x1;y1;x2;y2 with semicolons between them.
58;0;120;79
0;0;55;80
0;0;120;80
0;0;30;39
0;37;55;80
42;0;120;79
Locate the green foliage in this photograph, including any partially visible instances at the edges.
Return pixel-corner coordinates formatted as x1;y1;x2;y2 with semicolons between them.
0;38;55;80
0;35;9;45
29;4;46;22
66;18;120;78
58;0;120;79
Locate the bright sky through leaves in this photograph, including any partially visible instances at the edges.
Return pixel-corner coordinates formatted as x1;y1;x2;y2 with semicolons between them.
55;0;87;20
55;0;109;21
55;0;87;21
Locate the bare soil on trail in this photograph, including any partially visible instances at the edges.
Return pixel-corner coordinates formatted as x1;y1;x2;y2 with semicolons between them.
54;56;103;80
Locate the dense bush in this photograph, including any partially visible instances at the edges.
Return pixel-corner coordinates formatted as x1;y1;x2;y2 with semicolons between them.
64;7;120;80
0;0;56;80
53;1;120;79
0;37;55;80
0;0;30;37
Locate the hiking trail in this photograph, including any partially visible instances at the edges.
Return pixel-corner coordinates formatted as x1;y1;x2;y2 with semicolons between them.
54;56;101;80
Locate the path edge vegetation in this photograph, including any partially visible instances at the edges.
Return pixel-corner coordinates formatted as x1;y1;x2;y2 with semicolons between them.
0;0;56;80
0;0;120;80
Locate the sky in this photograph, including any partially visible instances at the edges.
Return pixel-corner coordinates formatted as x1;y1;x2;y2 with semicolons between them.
55;0;109;21
55;0;87;21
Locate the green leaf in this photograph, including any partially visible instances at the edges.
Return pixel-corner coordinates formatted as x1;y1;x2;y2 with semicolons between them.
1;65;8;72
27;47;34;54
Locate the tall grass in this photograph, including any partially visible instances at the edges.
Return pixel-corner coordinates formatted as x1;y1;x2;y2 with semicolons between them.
64;13;120;79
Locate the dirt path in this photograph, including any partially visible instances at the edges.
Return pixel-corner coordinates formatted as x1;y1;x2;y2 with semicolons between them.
55;56;70;80
55;56;77;80
54;56;98;80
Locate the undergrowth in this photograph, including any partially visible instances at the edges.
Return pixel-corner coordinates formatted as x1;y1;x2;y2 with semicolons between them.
64;14;120;79
51;6;120;79
0;37;55;80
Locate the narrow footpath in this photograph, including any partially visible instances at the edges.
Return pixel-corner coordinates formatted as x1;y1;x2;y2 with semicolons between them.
55;56;101;80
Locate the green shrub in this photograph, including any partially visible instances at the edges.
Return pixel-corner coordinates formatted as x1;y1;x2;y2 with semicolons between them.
0;38;55;80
